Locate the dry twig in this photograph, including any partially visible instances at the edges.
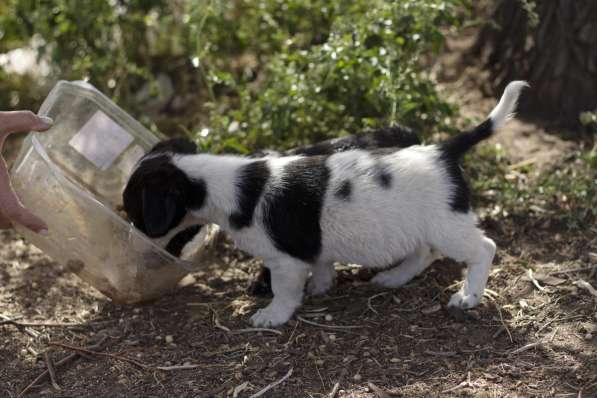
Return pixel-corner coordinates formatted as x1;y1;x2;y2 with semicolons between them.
493;302;513;343
548;265;597;276
48;341;148;369
249;367;293;398
527;269;546;291
18;336;108;398
367;292;388;315
329;382;340;398
231;327;283;336
156;364;203;371
43;352;61;391
574;279;597;298
424;350;456;357
368;382;391;398
441;371;472;394
297;316;363;330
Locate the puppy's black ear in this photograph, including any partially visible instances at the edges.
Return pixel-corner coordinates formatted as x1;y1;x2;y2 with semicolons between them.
150;138;198;155
142;187;181;237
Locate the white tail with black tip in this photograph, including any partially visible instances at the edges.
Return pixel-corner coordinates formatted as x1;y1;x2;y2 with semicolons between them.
442;80;529;159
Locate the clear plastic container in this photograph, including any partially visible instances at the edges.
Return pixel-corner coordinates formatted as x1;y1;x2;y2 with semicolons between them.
10;81;219;304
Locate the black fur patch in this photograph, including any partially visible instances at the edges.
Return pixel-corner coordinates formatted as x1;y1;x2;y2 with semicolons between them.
165;225;203;257
247;268;273;297
187;178;207;210
122;154;207;237
230;161;271;229
439;154;470;213
285;125;420;156
150;138;198;155
335;180;352;200
439;119;495;213
262;156;330;263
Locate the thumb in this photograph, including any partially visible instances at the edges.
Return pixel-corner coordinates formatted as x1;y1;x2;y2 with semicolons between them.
0;111;53;136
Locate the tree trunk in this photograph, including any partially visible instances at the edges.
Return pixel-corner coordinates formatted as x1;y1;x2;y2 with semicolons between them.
472;0;597;129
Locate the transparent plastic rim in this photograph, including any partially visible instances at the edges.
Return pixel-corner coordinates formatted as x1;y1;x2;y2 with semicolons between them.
23;80;203;271
28;134;199;271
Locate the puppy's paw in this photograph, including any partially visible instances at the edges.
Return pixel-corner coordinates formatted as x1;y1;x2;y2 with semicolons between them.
370;269;411;288
250;305;292;327
447;290;481;309
307;276;334;296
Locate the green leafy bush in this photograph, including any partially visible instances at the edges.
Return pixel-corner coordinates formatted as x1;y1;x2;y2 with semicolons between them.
1;0;467;153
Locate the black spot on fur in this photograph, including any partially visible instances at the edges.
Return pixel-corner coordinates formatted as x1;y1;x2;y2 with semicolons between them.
230;161;271;229
262;156;330;263
376;168;392;188
369;157;393;189
335;180;352;200
165;225;203;257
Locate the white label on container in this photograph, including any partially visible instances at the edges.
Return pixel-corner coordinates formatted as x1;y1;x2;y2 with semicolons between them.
69;110;134;170
119;144;146;176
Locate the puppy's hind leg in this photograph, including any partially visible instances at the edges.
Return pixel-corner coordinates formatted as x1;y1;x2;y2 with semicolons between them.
433;228;496;309
371;244;439;288
250;257;310;327
307;261;336;296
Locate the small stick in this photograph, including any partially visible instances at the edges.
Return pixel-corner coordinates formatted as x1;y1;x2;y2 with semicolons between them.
43;352;61;390
48;342;148;369
18;336;108;398
0;315;23;325
424;350;456;357
230;328;283;336
441;371;472;394
249;367;293;398
494;302;513;343
509;341;542;355
548;265;597;276
367;382;391;398
297;316;363;330
367;292;388;315
0;315;38;338
527;269;545;291
156;364;203;371
329;382;340;398
574;279;597;298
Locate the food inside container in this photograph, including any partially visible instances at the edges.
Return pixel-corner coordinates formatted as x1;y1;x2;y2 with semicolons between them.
10;80;221;304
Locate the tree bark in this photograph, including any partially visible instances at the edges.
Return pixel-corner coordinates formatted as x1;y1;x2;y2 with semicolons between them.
472;0;597;129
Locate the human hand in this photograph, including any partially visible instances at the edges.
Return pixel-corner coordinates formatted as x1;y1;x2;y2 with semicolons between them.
0;111;53;234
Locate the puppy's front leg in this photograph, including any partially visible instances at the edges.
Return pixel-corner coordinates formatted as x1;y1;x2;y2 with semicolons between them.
250;258;310;327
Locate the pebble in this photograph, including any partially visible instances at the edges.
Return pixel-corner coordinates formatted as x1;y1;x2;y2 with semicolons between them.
325;314;333;322
353;374;362;382
329;334;337;341
165;335;174;344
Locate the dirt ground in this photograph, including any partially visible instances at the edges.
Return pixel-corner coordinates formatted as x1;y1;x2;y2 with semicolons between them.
2;33;597;398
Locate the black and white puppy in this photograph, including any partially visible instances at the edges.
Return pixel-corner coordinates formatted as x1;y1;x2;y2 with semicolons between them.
123;81;527;327
137;125;422;261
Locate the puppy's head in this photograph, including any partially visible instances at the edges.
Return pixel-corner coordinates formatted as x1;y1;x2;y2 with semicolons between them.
122;139;206;248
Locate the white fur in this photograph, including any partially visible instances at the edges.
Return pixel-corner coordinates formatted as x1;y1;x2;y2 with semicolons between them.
162;81;526;327
489;81;529;129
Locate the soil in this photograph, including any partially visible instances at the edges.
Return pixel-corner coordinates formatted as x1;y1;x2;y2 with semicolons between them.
2;30;596;398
